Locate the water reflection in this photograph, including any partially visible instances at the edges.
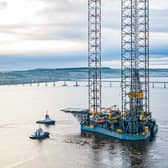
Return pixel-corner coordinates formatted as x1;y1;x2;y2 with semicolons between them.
80;132;155;168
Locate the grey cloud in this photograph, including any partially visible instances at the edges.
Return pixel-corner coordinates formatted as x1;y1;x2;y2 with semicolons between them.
0;0;87;41
150;9;168;32
0;0;167;58
1;0;167;41
0;23;87;41
0;0;7;10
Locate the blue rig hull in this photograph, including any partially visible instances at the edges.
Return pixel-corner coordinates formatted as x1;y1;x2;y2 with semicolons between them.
81;124;158;141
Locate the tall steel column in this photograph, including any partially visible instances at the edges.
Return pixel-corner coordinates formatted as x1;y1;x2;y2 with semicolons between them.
88;0;101;114
121;0;150;132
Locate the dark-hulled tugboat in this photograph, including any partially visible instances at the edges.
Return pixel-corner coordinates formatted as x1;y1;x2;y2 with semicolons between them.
36;111;55;125
30;127;49;140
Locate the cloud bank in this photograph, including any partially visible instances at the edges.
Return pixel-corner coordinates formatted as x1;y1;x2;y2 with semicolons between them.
0;0;167;69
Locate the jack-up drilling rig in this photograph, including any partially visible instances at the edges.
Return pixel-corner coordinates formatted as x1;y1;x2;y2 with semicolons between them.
81;0;158;141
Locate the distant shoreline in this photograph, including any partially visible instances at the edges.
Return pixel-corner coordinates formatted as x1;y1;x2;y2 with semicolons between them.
0;67;168;85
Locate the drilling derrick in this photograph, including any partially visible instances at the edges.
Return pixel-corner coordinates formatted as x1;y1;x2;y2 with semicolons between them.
121;0;150;134
88;0;101;114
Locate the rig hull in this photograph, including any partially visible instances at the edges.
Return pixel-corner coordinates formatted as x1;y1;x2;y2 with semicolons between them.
81;124;158;141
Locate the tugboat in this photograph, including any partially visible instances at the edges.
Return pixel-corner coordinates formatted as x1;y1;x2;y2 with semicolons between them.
30;127;49;140
36;111;55;125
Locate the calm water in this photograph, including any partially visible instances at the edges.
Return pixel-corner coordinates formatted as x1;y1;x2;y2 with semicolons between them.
0;83;168;168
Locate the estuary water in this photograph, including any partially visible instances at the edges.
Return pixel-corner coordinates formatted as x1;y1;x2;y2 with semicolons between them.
0;82;167;168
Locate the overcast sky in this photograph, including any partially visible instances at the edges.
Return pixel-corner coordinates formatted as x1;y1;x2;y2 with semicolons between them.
0;0;167;70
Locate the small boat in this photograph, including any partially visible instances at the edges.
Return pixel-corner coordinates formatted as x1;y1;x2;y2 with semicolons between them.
30;127;49;140
36;111;55;125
